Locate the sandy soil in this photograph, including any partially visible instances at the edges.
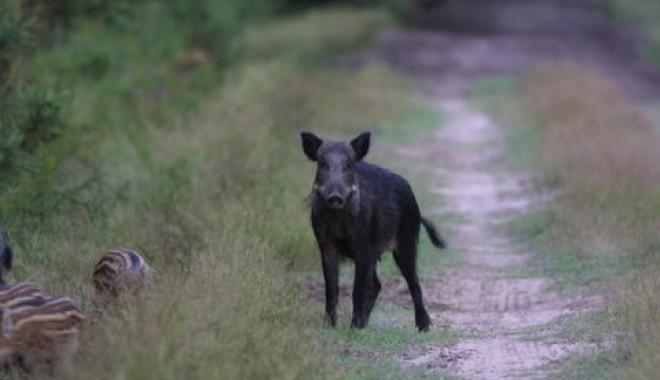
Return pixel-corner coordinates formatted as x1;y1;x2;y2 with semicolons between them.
310;1;658;378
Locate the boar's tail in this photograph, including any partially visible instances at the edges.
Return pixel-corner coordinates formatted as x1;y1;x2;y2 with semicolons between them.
421;217;446;249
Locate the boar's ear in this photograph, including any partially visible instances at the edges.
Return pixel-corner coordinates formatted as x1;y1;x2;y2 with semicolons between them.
350;132;371;161
300;132;323;161
0;246;11;286
0;246;11;273
0;230;10;273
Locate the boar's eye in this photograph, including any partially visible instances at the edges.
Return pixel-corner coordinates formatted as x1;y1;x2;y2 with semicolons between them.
319;160;328;169
343;162;352;170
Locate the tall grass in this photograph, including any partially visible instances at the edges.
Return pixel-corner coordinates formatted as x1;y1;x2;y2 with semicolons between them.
604;0;660;66
521;64;660;249
1;5;418;378
514;63;660;378
237;8;390;62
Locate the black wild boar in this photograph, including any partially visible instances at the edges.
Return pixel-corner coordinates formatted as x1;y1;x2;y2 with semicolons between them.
300;131;446;332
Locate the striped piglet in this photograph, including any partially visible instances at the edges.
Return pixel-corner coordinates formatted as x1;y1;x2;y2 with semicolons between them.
0;285;85;372
0;236;85;372
93;248;152;302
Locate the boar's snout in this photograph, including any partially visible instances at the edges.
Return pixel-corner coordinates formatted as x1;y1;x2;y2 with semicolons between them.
316;180;355;210
318;183;349;209
325;192;345;209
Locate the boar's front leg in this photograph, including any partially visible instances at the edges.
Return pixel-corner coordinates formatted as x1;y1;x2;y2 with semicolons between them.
314;220;340;326
351;245;378;329
320;243;340;326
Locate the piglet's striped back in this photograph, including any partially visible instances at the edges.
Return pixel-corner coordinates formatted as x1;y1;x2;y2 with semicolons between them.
7;296;85;335
0;295;85;371
93;248;152;298
0;283;45;308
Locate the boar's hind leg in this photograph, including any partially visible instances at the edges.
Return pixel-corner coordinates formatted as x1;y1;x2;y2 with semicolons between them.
393;243;431;332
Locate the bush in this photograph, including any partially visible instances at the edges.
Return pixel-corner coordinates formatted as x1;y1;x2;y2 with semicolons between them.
0;2;67;192
162;0;283;64
0;88;65;179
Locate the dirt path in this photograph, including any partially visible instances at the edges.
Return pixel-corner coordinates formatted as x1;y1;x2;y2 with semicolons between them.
335;1;658;378
396;97;603;379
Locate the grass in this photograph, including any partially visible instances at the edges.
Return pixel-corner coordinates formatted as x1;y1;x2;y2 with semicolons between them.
550;349;624;380
605;0;660;66
521;309;615;344
504;211;632;291
476;63;660;379
374;105;444;145
237;8;391;62
0;4;455;379
470;75;544;172
532;311;623;379
322;303;458;353
337;357;459;380
472;67;655;288
320;302;459;380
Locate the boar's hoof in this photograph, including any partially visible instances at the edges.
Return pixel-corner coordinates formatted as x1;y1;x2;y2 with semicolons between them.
351;315;368;329
416;312;431;332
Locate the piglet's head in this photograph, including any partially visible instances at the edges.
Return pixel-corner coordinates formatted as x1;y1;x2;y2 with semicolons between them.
300;131;370;210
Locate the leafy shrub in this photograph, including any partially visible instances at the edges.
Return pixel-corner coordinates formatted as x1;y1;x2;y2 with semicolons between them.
162;0;283;64
0;3;66;191
0;89;65;175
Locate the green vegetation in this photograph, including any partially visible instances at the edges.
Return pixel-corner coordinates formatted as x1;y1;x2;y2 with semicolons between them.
477;63;660;379
605;0;660;66
373;106;444;145
471;76;543;172
0;1;441;378
320;303;458;380
338;357;458;380
238;8;391;62
552;350;623;380
522;309;614;343
323;303;458;352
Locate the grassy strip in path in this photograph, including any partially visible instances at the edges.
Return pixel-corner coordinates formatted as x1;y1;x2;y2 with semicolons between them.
338;356;459;380
323;302;460;380
323;303;458;353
